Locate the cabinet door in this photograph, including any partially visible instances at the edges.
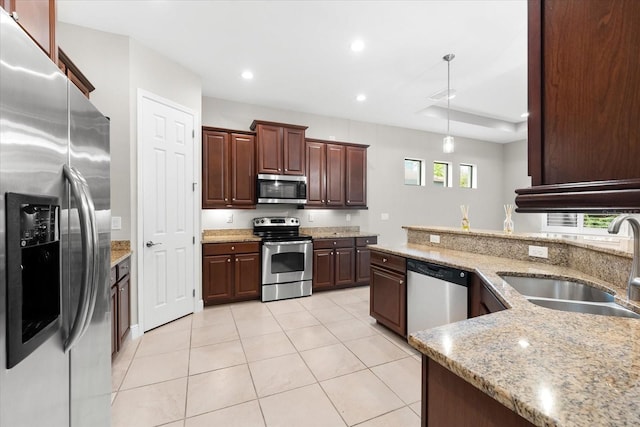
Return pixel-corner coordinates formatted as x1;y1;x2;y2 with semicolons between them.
257;124;282;174
516;0;640;211
325;144;345;207
355;247;371;284
306;141;326;206
202;130;229;207
11;0;56;60
345;146;367;206
110;285;118;357
234;253;261;299
334;247;355;286
313;249;334;290
283;127;305;175
230;133;256;206
118;276;130;343
370;266;406;336
203;255;233;304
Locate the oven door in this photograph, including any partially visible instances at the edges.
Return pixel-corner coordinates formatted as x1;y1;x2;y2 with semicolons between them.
261;240;312;285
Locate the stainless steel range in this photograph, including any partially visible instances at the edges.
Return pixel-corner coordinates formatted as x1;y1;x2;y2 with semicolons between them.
253;217;313;302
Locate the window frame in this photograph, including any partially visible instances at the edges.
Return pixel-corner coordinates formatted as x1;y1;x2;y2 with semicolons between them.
542;213;623;236
433;161;452;188
404;158;425;186
459;163;477;189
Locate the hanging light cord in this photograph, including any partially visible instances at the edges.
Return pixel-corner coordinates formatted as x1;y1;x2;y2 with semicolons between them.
443;53;455;135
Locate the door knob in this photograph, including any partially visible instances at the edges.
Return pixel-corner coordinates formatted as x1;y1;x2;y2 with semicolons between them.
146;241;162;247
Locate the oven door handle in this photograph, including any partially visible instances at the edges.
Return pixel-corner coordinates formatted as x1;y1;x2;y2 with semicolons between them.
263;240;311;246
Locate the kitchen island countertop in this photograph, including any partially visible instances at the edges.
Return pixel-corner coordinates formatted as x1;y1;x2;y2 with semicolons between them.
369;243;640;427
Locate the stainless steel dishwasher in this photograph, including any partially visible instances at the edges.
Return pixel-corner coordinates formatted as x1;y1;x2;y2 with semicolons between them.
407;259;470;335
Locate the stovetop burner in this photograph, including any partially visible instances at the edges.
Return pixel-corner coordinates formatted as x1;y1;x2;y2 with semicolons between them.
252;216;311;242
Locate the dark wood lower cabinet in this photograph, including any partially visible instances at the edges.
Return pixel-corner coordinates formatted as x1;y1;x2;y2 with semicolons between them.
422;357;535;427
202;242;261;305
370;265;406;336
470;274;507;318
111;257;131;358
312;236;376;291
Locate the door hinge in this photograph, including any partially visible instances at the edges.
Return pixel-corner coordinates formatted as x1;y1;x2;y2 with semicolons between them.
192;129;195;139
193;236;195;244
192;289;195;297
192;182;196;191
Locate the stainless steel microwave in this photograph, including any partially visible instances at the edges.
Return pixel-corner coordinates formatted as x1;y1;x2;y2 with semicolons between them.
257;174;307;204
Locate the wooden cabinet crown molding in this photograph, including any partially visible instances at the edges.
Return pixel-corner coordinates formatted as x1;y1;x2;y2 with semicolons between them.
250;120;308;131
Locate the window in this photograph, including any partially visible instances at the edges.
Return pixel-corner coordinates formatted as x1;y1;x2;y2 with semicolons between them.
433;161;452;187
404;158;425;186
543;213;619;235
459;163;477;188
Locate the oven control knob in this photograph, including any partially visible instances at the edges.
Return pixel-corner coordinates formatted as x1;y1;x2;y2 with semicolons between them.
261;219;265;223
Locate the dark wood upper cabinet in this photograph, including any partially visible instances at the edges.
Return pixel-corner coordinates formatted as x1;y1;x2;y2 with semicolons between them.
251;120;308;176
345;145;367;207
306;140;326;206
202;127;255;209
326;143;345;207
58;48;95;98
6;0;56;62
516;0;640;212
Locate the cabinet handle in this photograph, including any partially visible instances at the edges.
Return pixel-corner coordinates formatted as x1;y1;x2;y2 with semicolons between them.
227;259;231;263
321;200;325;203
225;198;228;201
347;200;350;203
336;251;340;255
383;258;387;263
333;242;337;245
231;246;235;250
399;280;404;285
366;240;369;243
357;250;360;253
233;198;236;201
285;168;288;172
278;168;281;171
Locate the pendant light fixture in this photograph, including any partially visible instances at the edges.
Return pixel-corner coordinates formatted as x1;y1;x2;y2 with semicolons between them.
442;53;455;153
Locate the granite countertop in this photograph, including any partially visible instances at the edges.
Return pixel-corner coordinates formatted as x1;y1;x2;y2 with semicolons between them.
370;243;640;427
201;234;262;244
111;250;131;268
306;231;377;239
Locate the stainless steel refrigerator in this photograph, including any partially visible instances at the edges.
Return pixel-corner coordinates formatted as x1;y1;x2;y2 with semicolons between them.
0;10;111;427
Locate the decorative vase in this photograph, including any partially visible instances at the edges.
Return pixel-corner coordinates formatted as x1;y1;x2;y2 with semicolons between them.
460;205;470;231
503;204;514;234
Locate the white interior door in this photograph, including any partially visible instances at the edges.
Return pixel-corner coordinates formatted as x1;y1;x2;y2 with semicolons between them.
140;93;195;331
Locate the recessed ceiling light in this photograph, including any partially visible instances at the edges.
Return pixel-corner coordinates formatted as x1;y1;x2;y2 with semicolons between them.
520;112;529;118
428;88;457;102
356;94;366;102
350;39;365;52
241;70;254;80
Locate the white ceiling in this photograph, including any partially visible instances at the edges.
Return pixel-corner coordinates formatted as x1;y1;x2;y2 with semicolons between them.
57;0;528;143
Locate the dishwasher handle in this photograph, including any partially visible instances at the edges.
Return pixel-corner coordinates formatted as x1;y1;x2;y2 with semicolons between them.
407;259;469;287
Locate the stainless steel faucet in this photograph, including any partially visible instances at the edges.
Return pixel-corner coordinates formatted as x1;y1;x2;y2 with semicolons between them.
608;215;640;300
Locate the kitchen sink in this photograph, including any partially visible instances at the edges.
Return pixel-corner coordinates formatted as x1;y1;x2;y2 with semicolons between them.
526;298;640;319
500;275;614;303
501;275;640;319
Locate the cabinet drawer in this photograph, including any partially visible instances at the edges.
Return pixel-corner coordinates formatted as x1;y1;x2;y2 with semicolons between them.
110;267;117;286
370;250;406;274
356;236;377;247
203;242;260;256
313;237;354;249
117;258;130;280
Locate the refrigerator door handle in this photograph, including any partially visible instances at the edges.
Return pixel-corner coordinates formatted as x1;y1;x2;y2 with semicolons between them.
63;165;98;352
79;171;100;340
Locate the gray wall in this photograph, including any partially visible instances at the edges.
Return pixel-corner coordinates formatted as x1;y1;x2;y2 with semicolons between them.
58;23;202;330
502;140;542;233
202;97;509;245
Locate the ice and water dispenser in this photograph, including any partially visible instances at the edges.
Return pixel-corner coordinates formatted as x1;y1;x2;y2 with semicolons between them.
5;193;60;368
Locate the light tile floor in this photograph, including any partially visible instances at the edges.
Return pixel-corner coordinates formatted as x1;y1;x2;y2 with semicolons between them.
111;286;422;427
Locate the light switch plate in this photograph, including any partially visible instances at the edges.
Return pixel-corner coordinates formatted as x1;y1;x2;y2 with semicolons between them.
308;213;314;222
528;245;548;258
345;214;351;222
111;216;122;230
226;214;233;223
381;213;389;220
430;234;441;244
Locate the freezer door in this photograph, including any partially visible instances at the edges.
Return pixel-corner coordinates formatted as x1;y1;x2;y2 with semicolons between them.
67;84;111;427
0;10;70;427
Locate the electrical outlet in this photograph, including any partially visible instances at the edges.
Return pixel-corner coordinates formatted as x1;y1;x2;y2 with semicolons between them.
430;234;441;244
345;214;351;222
308;213;314;222
528;245;548;258
381;213;389;220
226;214;233;223
111;216;122;230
